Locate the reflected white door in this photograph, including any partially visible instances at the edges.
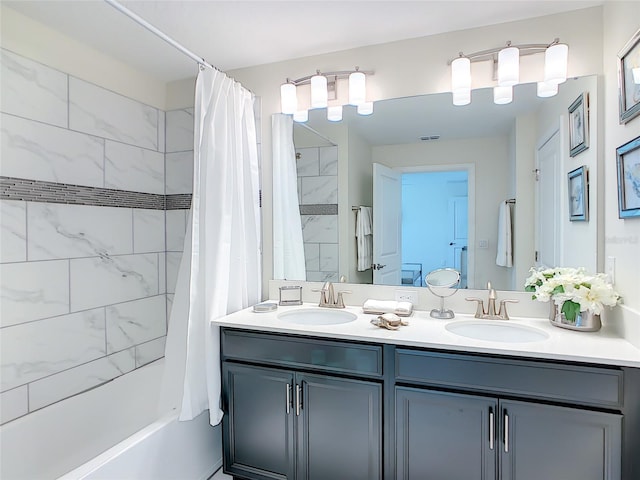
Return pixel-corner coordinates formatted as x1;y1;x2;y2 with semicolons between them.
536;130;560;268
373;163;402;285
448;196;468;287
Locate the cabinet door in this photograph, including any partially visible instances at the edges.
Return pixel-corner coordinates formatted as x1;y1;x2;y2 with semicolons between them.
222;363;295;480
296;373;382;480
395;387;497;480
500;400;622;480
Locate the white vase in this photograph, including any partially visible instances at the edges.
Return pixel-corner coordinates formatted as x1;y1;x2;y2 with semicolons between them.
549;303;601;332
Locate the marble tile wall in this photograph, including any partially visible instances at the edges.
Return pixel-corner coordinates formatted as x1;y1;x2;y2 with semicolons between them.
295;146;339;282
0;48;173;424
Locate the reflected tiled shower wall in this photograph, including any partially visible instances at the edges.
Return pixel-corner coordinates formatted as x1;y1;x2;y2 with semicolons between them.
0;48;191;425
295;146;339;282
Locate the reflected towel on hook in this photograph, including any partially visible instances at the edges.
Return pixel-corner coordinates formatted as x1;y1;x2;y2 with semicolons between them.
356;206;373;271
496;200;513;267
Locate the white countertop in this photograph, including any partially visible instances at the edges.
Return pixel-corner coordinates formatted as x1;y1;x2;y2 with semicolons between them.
213;303;640;368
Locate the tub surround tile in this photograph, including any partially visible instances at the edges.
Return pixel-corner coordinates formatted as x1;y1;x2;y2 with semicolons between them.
106;295;167;354
301;176;338;205
70;254;159;311
27;203;133;261
0;260;69;328
158;111;166;153
28;348;136;412
319;146;338;175
0;386;28;425
133;209;165;253
165;252;182;294
1;113;104;187
0;200;26;263
295;147;319;177
136;336;166;367
0;308;106;392
69;77;158;150
159;253;167;294
319;243;339;272
304;243;320;271
166;209;187;251
306;271;339;282
165;151;194;194
166;294;175;324
301;215;338;243
105;141;165;194
0;49;68;128
165;108;194;153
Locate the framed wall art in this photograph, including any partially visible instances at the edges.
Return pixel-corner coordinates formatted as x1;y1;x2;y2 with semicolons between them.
618;27;640;124
568;93;589;157
616;136;640;219
568;166;588;222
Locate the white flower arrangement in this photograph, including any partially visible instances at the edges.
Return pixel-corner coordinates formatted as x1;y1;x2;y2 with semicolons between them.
524;266;620;322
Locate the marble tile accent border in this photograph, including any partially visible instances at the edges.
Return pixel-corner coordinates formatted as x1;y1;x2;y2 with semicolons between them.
0;176;192;210
299;204;338;215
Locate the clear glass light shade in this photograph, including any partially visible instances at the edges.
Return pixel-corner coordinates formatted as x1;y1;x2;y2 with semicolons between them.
349;71;366;105
357;102;374;115
498;47;519;87
280;83;297;114
452;89;471;106
310;74;328;108
537;81;558;98
632;67;640;84
544;43;568;85
494;85;513;104
293;110;308;123
451;57;471;93
327;105;343;122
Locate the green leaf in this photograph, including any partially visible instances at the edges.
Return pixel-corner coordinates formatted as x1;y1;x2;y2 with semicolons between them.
561;301;581;323
524;285;536;293
551;285;565;295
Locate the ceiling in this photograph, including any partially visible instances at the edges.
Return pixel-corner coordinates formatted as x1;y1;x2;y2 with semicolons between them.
4;0;602;83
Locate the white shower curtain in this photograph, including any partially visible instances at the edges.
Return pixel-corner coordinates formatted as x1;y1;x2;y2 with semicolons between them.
272;114;306;280
161;67;261;426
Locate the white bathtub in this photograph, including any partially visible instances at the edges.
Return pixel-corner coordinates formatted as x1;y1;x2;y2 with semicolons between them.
0;359;222;480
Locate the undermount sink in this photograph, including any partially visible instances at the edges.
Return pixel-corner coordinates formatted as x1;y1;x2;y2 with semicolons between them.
445;320;550;343
278;308;357;326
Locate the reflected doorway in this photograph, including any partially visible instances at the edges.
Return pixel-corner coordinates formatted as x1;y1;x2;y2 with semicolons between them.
401;170;469;287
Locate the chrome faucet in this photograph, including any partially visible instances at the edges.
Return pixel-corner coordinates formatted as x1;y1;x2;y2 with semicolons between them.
314;282;351;308
466;282;518;320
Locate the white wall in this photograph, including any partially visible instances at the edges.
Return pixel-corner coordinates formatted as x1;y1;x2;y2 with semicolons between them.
222;7;606;295
602;2;640;345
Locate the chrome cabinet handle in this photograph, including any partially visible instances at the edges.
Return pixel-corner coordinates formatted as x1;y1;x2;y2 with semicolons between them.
295;384;301;416
286;383;291;415
504;411;509;453
489;408;495;450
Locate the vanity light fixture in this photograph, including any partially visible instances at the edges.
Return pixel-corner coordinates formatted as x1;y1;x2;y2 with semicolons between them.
449;38;568;105
279;67;374;122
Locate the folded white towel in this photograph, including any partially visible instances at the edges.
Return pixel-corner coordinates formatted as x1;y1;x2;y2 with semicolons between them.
496;200;513;267
356;206;373;271
362;299;413;317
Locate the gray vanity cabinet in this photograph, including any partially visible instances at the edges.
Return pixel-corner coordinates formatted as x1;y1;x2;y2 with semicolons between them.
395;348;624;480
221;328;383;480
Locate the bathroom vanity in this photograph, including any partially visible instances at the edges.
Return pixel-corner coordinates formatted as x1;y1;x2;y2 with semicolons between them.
215;305;640;480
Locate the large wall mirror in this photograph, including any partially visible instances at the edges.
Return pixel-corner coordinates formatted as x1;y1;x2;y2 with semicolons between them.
274;75;600;292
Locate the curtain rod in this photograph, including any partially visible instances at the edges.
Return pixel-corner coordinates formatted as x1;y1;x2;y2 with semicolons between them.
103;0;216;71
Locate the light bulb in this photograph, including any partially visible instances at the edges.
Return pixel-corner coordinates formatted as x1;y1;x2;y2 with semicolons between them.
280;82;297;114
498;46;519;87
357;102;374;115
349;71;366;105
544;43;568;85
494;85;512;105
452;89;471;106
293;110;308;123
310;74;328;109
537;81;558;98
327;105;343;122
451;57;471;93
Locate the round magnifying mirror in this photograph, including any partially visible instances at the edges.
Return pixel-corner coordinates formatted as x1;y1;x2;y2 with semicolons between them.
425;268;461;319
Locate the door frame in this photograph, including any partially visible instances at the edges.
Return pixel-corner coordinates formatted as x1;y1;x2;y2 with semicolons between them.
398;163;475;289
